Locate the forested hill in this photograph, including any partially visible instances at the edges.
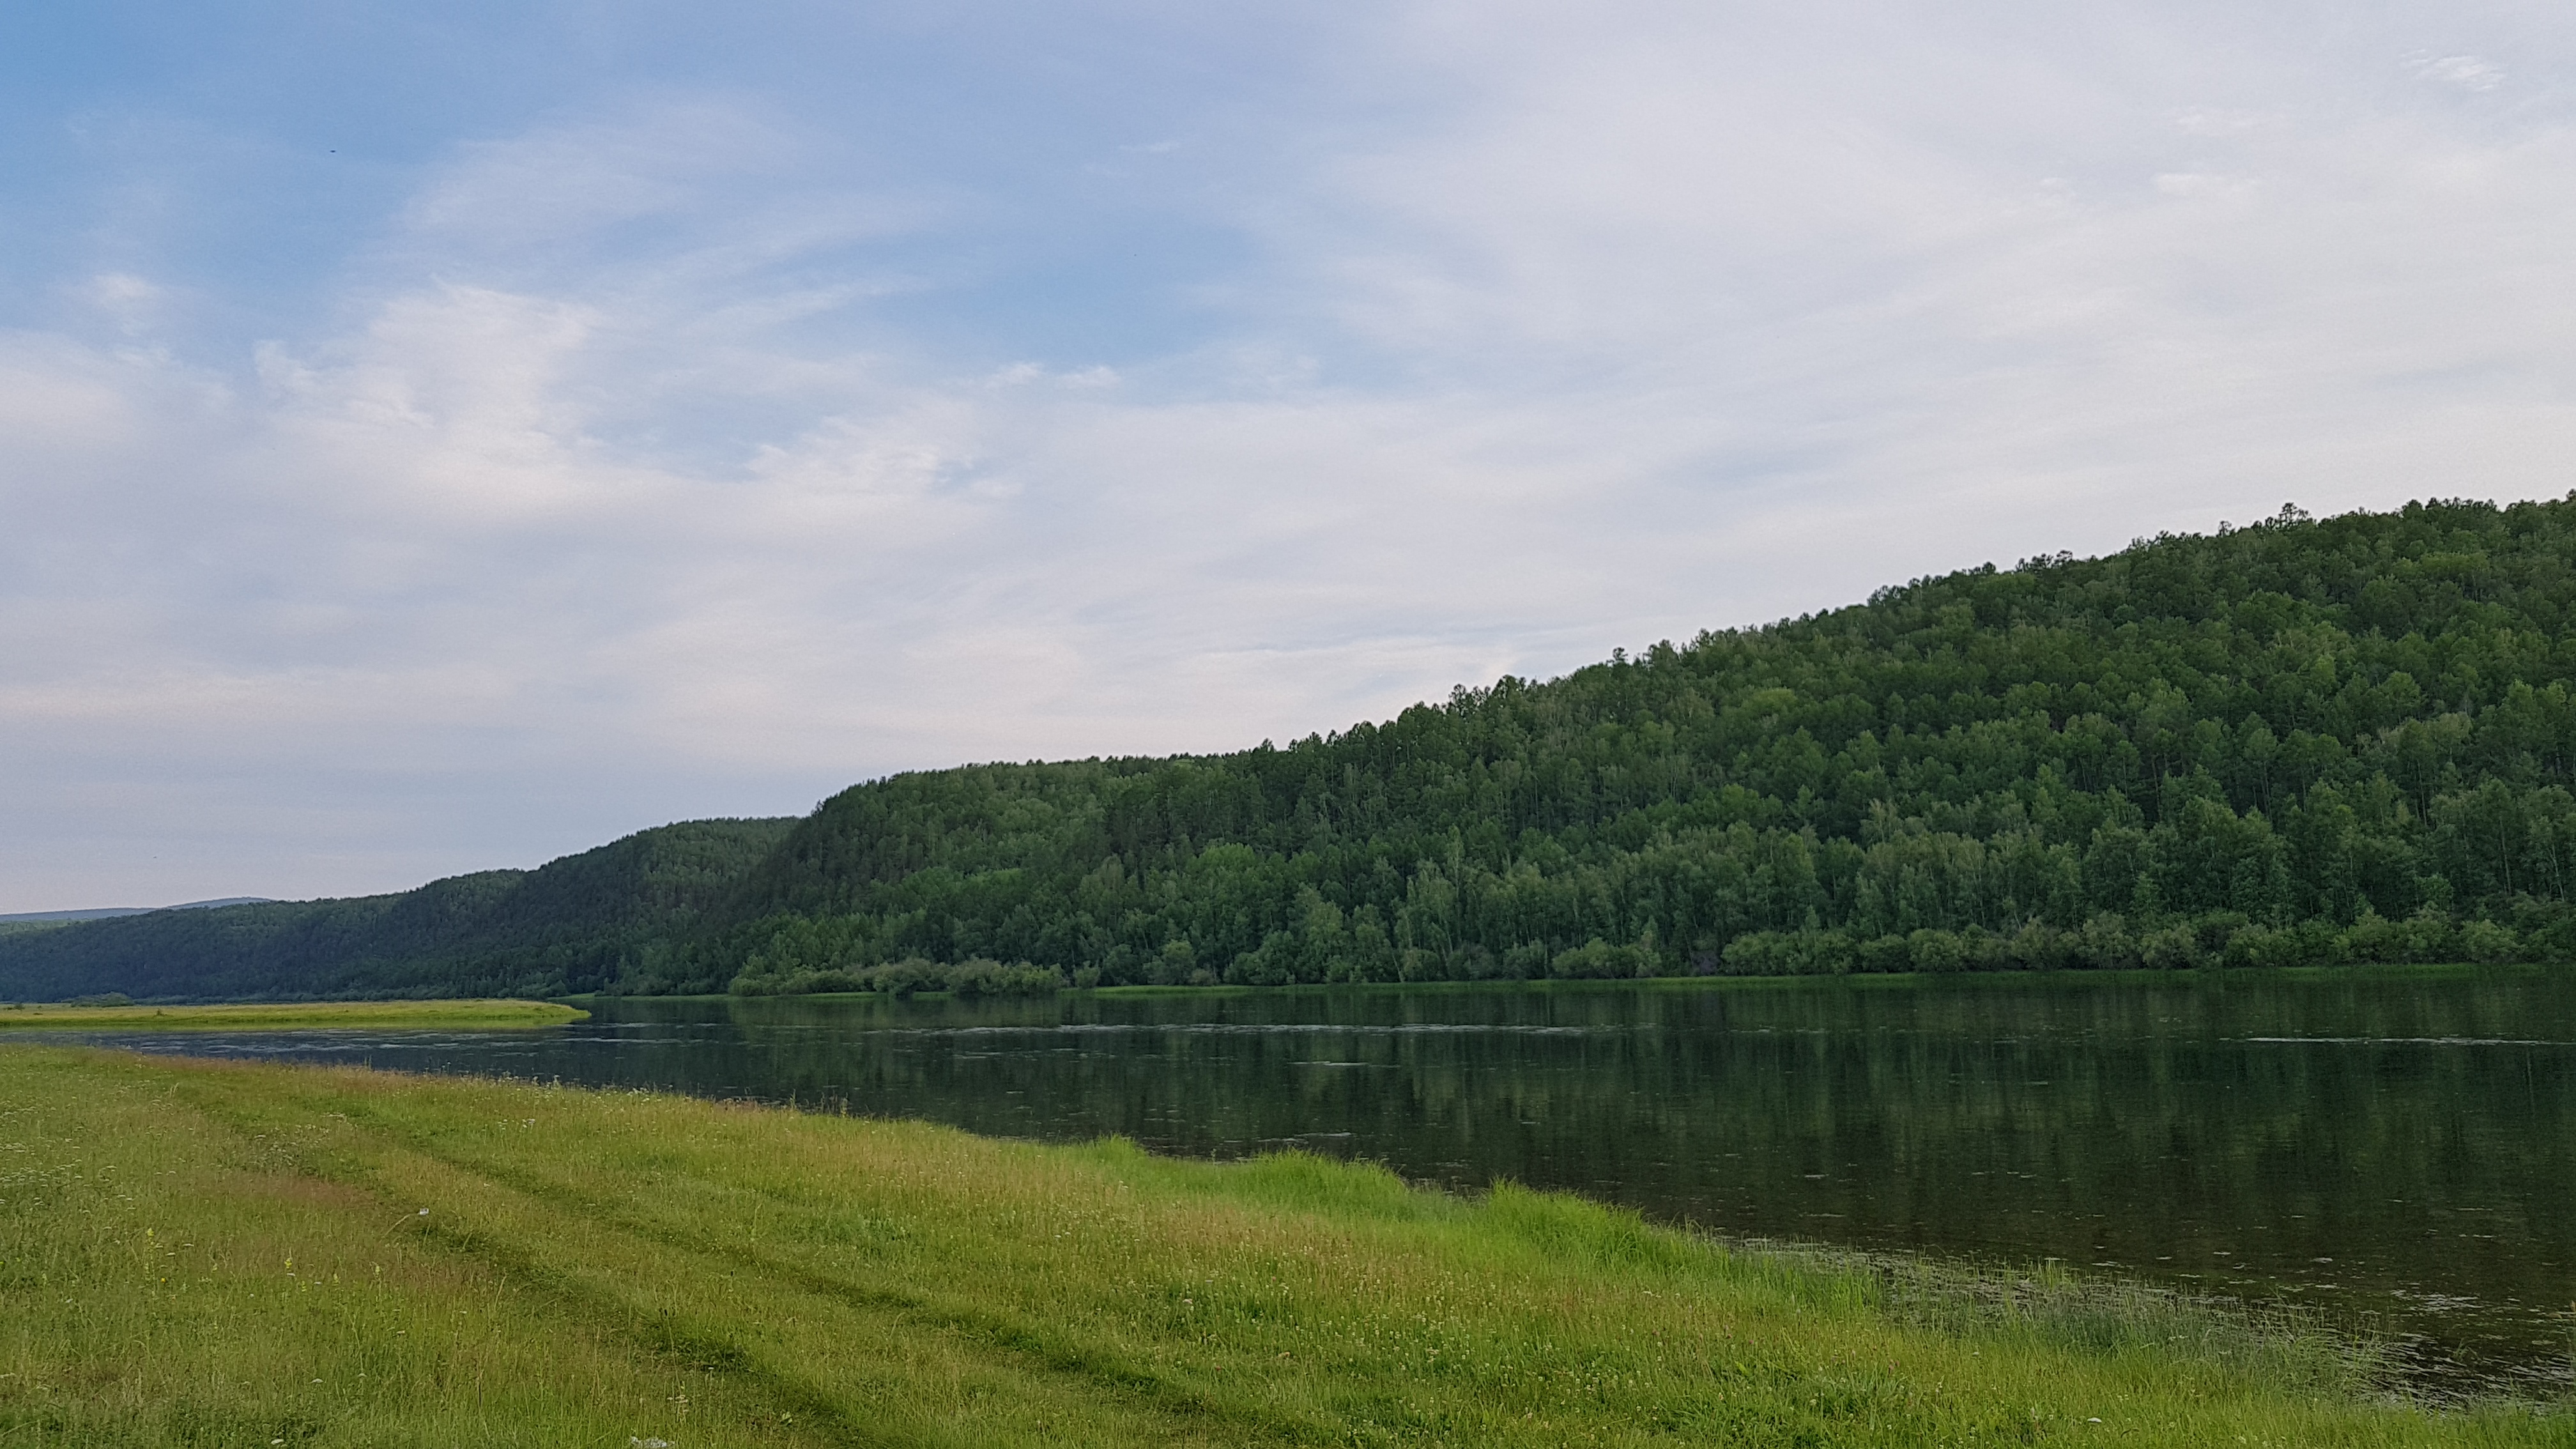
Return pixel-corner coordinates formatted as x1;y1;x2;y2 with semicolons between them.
15;495;2576;1004
698;496;2576;992
0;818;792;1002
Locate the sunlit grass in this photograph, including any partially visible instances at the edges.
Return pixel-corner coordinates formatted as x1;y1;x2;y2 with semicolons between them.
0;998;585;1031
1;1045;2567;1446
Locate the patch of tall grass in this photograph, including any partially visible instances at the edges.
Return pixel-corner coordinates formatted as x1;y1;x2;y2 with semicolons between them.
1721;1240;2404;1400
1;1044;2567;1447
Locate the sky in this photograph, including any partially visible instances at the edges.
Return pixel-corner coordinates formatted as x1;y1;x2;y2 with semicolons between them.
4;1;2575;910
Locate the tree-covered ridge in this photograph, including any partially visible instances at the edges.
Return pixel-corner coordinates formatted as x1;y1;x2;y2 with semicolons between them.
15;495;2576;1004
703;497;2576;992
0;818;794;1002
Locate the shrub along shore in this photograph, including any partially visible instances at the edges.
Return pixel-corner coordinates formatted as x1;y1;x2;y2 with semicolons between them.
1;1045;2566;1446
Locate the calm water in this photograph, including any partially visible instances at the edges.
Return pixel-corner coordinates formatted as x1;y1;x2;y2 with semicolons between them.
39;968;2576;1389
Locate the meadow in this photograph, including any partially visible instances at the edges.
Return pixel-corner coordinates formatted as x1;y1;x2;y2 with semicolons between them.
1;1043;2568;1447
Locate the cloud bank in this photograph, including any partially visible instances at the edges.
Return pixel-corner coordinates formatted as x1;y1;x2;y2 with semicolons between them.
4;0;2575;907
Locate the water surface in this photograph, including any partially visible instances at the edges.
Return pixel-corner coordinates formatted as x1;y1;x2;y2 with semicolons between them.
36;967;2576;1388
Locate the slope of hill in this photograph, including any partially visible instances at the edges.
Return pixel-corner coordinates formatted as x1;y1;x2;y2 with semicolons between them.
0;898;277;925
0;819;793;1002
696;496;2576;992
14;495;2576;1002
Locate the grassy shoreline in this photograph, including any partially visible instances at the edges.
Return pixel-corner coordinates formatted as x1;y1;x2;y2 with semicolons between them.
0;998;585;1031
3;1046;2568;1446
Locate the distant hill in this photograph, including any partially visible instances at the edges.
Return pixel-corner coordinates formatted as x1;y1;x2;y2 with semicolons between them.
0;898;277;925
0;821;791;1002
14;495;2576;1002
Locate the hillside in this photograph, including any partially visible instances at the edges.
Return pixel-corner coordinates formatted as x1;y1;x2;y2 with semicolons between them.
696;496;2576;992
0;897;276;924
15;495;2576;1002
0;818;792;1002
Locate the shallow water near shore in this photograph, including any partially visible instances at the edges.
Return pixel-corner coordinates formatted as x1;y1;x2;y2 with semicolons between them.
34;966;2576;1393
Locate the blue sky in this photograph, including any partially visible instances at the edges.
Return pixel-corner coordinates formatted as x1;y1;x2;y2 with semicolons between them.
5;1;2574;909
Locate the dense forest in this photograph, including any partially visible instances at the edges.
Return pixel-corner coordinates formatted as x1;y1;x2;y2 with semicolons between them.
703;498;2576;992
0;819;792;1002
16;496;2576;1002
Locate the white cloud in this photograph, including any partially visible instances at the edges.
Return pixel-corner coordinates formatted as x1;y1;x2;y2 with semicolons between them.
2409;53;2507;92
2150;171;2253;197
2174;109;2282;139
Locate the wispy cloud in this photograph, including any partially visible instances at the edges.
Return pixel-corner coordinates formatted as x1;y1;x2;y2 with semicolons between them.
5;1;2576;907
2409;53;2508;92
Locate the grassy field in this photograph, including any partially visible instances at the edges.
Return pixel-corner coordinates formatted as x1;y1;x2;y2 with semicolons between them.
1;1048;2568;1448
0;999;585;1031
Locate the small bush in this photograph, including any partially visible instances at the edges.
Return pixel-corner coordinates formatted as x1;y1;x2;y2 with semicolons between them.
2460;918;2523;964
2138;924;2201;970
1721;930;1855;976
1550;938;1647;979
1906;929;1965;972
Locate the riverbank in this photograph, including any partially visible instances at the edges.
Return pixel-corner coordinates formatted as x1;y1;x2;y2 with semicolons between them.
0;998;585;1031
2;1045;2565;1447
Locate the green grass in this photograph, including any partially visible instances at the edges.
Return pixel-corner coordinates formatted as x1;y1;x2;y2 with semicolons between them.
0;998;586;1031
1;1048;2568;1448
